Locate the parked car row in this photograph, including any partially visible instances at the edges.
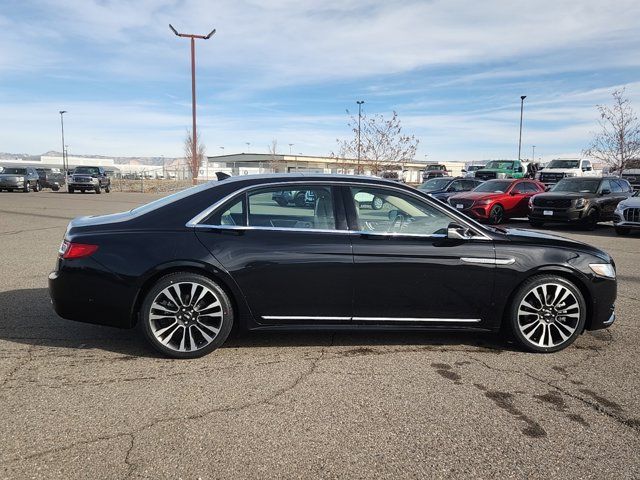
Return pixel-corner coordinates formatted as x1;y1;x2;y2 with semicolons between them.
441;176;638;235
0;167;43;192
0;165;112;194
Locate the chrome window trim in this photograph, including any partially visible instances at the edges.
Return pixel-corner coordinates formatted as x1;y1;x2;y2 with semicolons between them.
186;179;493;240
262;316;481;323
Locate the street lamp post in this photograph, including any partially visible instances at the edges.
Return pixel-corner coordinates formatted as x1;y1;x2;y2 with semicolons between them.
58;110;67;190
518;95;526;161
169;24;216;184
245;142;250;153
531;145;536;163
289;143;294;155
356;100;365;174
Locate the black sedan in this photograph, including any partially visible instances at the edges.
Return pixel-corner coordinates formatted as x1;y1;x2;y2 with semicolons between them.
49;174;617;358
417;176;484;202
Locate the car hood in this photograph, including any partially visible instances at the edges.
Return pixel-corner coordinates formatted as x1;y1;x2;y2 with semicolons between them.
618;196;640;208
450;191;504;201
534;192;596;200
498;227;611;262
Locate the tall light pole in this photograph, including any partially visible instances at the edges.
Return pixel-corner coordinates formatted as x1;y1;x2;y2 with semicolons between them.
518;95;526;161
288;143;294;155
169;24;216;184
531;145;536;163
356;100;365;174
59;110;67;190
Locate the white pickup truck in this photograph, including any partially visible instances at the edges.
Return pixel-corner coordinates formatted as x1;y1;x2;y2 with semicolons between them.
537;158;599;186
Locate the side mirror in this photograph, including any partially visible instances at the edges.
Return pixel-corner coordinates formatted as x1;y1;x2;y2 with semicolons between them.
447;222;471;240
601;188;611;195
516;167;523;173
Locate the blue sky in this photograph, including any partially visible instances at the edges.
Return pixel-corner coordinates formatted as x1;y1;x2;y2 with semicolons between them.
1;0;639;162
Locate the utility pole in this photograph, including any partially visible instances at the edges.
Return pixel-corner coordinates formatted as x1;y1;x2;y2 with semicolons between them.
518;95;526;161
59;110;67;191
356;100;365;174
289;143;294;155
245;142;250;153
531;145;536;163
169;24;216;184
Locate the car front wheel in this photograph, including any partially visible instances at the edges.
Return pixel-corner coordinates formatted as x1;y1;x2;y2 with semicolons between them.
508;275;586;353
23;181;31;193
140;273;234;358
488;204;504;224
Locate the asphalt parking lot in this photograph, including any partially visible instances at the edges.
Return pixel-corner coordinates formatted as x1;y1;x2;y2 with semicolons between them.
1;190;638;479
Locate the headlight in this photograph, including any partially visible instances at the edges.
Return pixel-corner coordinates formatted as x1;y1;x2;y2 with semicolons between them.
17;176;25;181
575;198;586;208
565;172;577;177
476;199;492;205
615;203;625;212
589;263;616;279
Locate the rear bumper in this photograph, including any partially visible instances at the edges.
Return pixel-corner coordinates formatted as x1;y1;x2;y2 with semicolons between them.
49;260;136;328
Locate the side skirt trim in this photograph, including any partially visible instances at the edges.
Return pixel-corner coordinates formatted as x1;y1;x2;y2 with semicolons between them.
262;316;481;323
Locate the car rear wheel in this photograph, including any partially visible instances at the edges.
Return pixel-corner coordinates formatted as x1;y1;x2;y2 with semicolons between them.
488;204;504;224
95;185;102;194
23;181;31;193
140;273;234;358
508;275;586;353
615;227;630;235
33;181;41;192
294;192;306;207
105;185;110;193
275;198;288;207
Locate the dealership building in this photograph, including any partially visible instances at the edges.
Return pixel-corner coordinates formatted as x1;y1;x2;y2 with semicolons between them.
203;153;464;183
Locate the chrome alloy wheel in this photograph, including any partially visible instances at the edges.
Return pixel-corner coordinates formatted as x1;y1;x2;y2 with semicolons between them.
149;282;223;353
517;282;580;348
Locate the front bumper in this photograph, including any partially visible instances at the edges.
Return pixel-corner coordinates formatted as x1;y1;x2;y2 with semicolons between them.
0;180;24;188
69;181;98;189
614;211;640;229
529;207;586;223
585;275;617;331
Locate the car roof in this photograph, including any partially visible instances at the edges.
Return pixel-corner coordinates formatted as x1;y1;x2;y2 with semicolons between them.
216;173;408;188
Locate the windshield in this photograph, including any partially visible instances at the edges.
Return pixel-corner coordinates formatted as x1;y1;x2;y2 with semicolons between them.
548;159;580;169
551;178;600;193
467;165;483;171
473;180;513;193
425;165;445;171
2;168;26;174
484;161;514;170
131;181;214;215
418;178;452;191
74;167;100;175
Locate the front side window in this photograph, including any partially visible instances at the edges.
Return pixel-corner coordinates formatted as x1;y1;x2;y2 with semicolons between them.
248;186;336;230
350;187;452;236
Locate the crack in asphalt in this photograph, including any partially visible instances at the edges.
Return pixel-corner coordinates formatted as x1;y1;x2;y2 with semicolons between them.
0;346;34;390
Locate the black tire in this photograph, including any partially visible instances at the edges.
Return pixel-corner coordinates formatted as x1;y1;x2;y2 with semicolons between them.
615;226;630;235
294;192;306;208
52;185;60;192
371;196;384;210
529;220;544;228
95;185;102;194
68;187;74;193
488;204;504;225
584;208;598;230
508;275;586;353
23;181;31;193
105;185;110;193
140;272;234;359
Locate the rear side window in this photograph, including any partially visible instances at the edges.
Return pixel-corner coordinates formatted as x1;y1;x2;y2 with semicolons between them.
247;186;336;231
610;180;623;193
206;198;245;226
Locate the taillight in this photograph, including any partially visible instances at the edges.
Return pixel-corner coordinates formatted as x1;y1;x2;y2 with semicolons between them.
59;240;99;259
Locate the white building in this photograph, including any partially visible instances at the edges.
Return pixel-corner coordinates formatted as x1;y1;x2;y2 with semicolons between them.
203;153;465;183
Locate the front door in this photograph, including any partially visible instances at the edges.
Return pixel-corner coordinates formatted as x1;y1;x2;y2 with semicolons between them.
195;184;353;325
343;185;497;328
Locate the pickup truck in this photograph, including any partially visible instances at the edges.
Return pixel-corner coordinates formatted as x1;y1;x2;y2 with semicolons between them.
537;158;598;186
474;160;525;181
36;168;65;191
621;159;640;191
422;164;450;180
68;166;111;194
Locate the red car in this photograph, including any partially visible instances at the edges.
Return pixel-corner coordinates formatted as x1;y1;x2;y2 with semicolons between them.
448;178;545;224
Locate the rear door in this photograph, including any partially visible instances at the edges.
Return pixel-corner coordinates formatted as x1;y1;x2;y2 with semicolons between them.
343;184;497;327
195;183;354;324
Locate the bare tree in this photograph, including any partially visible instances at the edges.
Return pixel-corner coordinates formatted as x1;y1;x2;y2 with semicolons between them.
184;130;206;184
333;110;419;175
584;88;640;174
267;139;282;172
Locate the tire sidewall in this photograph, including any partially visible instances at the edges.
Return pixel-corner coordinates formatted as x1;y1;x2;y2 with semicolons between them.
489;204;503;224
509;275;586;353
140;273;234;358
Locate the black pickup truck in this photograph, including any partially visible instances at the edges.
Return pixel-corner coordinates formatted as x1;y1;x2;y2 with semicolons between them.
68;166;111;194
36;168;65;191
